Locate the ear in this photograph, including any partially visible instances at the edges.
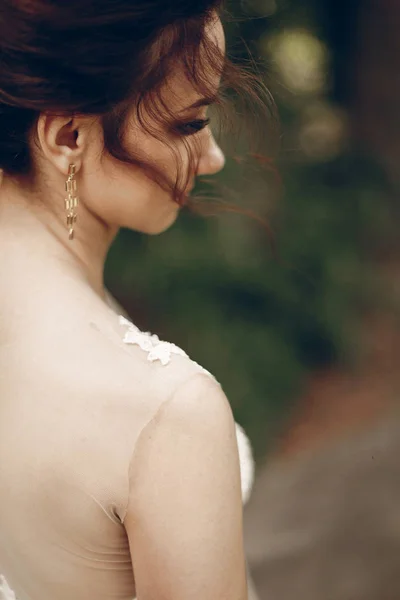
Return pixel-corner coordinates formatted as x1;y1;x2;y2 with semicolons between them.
36;113;94;177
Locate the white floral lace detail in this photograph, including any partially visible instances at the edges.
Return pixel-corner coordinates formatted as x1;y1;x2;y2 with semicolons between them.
0;575;16;600
118;315;213;377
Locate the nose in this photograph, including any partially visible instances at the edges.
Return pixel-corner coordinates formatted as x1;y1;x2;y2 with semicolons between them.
196;131;226;176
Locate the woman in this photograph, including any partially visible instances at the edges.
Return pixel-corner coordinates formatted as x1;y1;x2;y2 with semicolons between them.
0;1;266;598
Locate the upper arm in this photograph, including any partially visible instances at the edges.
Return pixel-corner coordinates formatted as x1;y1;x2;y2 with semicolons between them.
123;373;248;600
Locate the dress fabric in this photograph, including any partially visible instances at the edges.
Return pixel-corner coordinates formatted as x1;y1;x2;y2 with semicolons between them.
0;314;255;600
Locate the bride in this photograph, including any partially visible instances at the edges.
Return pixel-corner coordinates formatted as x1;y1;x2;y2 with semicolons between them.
0;1;264;598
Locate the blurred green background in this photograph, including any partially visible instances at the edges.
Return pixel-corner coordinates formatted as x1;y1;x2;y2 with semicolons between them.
105;0;399;460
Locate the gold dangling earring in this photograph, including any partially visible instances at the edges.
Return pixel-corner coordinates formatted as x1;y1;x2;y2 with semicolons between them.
64;163;79;241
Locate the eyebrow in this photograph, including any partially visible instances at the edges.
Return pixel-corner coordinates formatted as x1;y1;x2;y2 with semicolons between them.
180;95;218;112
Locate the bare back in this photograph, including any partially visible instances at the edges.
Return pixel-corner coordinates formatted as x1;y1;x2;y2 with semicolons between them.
0;240;205;599
0;234;254;600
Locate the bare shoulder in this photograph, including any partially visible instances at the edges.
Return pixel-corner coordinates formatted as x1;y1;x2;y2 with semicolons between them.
152;373;234;438
127;372;240;500
122;372;239;526
18;301;213;407
3;288;219;453
123;373;247;600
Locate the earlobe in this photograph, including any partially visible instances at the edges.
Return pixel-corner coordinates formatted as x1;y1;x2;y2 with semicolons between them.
36;113;83;176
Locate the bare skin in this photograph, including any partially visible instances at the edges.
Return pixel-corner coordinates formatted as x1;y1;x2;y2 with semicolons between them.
0;14;250;600
0;13;226;358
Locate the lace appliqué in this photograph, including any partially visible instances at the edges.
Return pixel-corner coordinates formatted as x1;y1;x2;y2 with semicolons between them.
0;575;16;600
118;316;212;377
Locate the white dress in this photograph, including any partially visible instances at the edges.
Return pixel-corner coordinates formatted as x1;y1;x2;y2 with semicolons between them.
0;313;256;600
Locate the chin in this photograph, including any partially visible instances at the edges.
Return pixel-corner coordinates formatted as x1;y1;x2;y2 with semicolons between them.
143;207;180;235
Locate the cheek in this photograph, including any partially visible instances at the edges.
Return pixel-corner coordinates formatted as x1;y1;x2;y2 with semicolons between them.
83;158;180;233
123;121;192;185
81;125;186;231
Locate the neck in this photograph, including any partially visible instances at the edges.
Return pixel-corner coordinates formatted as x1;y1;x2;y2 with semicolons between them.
0;176;119;303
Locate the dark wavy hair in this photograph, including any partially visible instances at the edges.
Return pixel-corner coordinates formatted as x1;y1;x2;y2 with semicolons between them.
0;0;276;212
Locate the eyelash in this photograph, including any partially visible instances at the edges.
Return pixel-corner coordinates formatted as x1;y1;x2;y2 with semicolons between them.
176;118;211;137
